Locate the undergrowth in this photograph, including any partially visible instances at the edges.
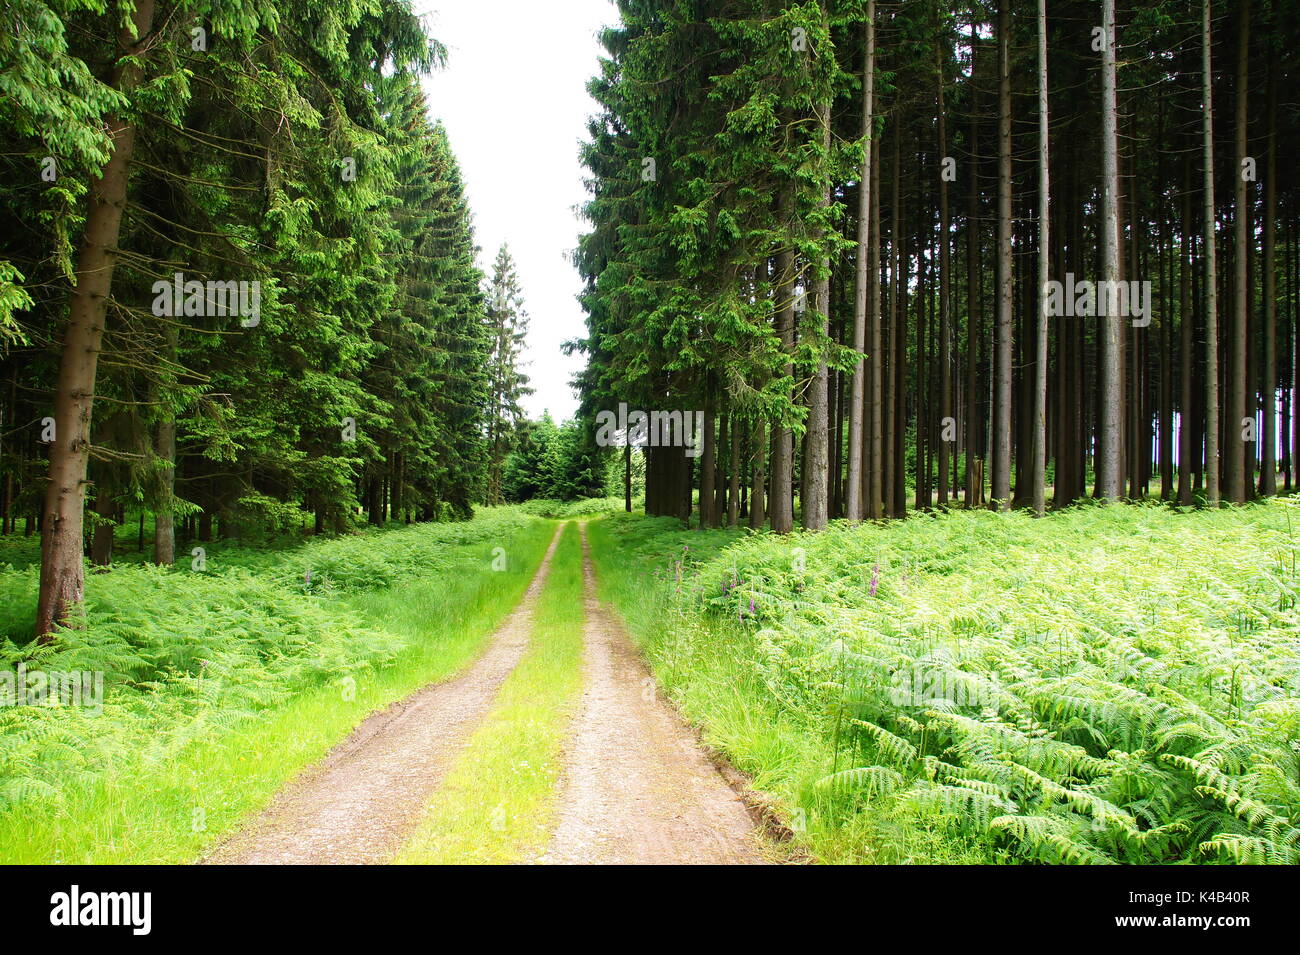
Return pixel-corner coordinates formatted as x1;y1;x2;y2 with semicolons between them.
516;496;635;519
590;501;1300;865
0;507;547;854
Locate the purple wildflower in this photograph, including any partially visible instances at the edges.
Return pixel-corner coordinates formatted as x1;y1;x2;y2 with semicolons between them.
869;564;879;597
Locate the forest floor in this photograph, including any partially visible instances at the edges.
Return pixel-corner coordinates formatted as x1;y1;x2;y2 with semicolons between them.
203;520;768;865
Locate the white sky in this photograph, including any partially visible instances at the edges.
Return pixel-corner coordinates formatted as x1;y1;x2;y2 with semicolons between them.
416;0;619;421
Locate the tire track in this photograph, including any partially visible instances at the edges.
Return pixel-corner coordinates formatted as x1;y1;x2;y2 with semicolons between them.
538;524;768;865
203;525;564;865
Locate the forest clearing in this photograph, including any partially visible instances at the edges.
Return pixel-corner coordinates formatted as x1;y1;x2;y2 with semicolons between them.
0;0;1295;931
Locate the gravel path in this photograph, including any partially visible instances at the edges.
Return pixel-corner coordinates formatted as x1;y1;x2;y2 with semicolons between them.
537;525;768;865
203;526;563;865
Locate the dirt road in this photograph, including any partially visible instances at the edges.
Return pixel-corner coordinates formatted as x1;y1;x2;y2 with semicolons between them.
203;526;563;865
536;526;768;865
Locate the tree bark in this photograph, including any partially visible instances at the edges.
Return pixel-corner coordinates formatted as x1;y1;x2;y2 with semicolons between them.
700;385;717;529
749;416;767;529
992;0;1013;509
1032;0;1050;516
90;481;115;567
937;13;953;509
727;413;740;526
35;0;157;638
1202;0;1222;506
1227;0;1250;503
848;5;875;522
771;192;796;534
965;23;982;509
1261;58;1277;496
1097;0;1123;501
804;87;833;532
1178;162;1195;506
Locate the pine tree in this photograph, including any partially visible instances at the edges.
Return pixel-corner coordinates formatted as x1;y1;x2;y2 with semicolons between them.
484;245;533;506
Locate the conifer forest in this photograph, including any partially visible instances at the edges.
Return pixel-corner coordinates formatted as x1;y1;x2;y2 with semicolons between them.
0;0;1297;910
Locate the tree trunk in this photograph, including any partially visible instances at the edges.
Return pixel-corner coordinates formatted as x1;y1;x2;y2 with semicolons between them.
771;194;796;534
1097;0;1123;501
153;414;176;565
936;15;953;509
1032;0;1050;516
868;92;884;519
804;90;833;532
848;5;875;522
1227;0;1250;503
1178;163;1194;504
749;416;767;529
35;0;157;639
1202;0;1222;507
727;413;740;526
699;386;717;529
90;482;115;567
965;27;982;509
1261;58;1277;496
992;0;1013;509
624;442;632;512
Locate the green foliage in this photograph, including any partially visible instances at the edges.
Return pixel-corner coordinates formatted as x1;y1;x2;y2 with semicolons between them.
503;414;610;503
0;508;542;820
483;244;534;505
516;496;632;519
571;0;854;458
593;500;1300;864
1;0;495;550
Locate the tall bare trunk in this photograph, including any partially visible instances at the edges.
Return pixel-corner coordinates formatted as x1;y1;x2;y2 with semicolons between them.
1202;0;1222;506
36;0;157;638
965;19;982;508
936;17;953;508
804;94;833;531
868;101;884;519
1261;59;1277;496
1032;0;1050;516
848;4;876;521
771;237;795;534
1178;162;1195;505
1227;0;1250;503
1097;0;1123;501
992;0;1013;509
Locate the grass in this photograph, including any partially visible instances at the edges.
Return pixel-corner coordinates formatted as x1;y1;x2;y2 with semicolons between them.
588;501;1300;865
0;509;555;863
393;521;587;864
516;496;638;519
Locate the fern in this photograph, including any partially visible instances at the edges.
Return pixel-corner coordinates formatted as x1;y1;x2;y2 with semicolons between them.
645;499;1300;864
